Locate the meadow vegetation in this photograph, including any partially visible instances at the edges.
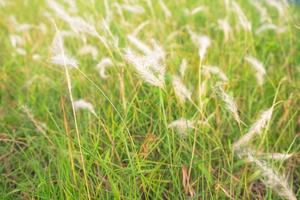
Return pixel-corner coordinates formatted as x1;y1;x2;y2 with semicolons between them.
0;0;300;199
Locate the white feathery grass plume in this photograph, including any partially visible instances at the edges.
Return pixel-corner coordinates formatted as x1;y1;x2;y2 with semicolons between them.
32;54;42;61
158;0;172;18
203;65;228;82
21;105;48;133
47;1;99;37
250;0;272;23
132;21;150;36
51;31;64;55
231;1;252;32
187;28;211;61
180;59;188;78
51;32;78;68
218;18;232;42
246;152;297;200
190;6;206;15
15;23;34;32
16;48;27;56
46;0;71;21
266;0;286;19
79;45;98;60
245;55;266;85
112;2;126;23
63;0;77;13
96;57;113;79
51;54;78;68
255;23;286;35
73;99;96;115
124;48;165;88
215;85;241;124
197;36;211;61
38;23;48;34
168;119;195;136
67;16;98;37
125;35;166;87
258;152;294;161
0;0;7;7
127;34;152;55
172;75;192;104
233;107;273;150
224;0;230;11
104;0;112;23
10;35;24;47
121;4;145;14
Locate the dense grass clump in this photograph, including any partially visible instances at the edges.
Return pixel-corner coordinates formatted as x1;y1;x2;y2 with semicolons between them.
0;0;299;199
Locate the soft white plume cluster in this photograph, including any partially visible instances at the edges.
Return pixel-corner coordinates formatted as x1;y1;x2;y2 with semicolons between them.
73;99;96;115
51;54;78;68
180;59;188;78
233;107;273;150
10;35;24;47
233;106;296;200
188;28;211;61
51;31;78;68
21;105;48;133
172;75;192;104
246;152;297;200
158;0;172;18
231;1;252;31
0;0;6;7
120;4;145;14
245;55;266;85
190;6;206;15
250;0;272;23
266;0;287;19
124;35;166;88
258;152;293;161
47;0;98;37
79;45;98;60
168;119;195;136
218;18;232;42
203;65;228;82
96;58;114;79
132;21;150;36
255;23;286;35
215;85;241;124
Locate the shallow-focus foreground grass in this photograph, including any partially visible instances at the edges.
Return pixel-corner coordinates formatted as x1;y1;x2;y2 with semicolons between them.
0;0;300;199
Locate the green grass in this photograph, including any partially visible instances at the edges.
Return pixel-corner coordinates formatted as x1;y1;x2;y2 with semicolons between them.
0;0;299;199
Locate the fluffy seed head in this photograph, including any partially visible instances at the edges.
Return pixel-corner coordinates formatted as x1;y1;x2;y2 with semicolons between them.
73;99;96;115
215;85;241;124
246;152;297;200
96;57;113;79
233;107;273;150
168;119;195;136
245;55;266;85
231;1;252;31
203;65;228;82
172;75;192;104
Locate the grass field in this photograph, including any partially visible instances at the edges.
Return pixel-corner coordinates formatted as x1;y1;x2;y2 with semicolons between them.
0;0;300;199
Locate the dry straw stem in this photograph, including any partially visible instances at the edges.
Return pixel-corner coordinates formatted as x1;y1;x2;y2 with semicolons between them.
52;24;91;200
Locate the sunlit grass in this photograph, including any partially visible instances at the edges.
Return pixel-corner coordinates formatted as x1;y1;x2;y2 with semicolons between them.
0;0;299;199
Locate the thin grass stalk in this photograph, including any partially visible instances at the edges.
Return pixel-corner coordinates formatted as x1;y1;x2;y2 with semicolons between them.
53;23;91;200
